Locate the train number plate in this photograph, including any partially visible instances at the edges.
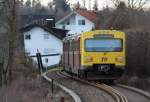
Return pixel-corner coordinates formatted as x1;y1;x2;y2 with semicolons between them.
98;65;110;72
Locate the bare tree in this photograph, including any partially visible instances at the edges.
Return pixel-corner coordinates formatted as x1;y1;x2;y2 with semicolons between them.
128;0;148;10
110;0;149;10
25;0;31;7
110;0;120;7
93;0;98;11
82;0;86;8
2;0;18;84
73;1;81;10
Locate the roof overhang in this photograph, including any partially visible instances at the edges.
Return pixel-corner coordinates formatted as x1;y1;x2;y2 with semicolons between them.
20;24;68;40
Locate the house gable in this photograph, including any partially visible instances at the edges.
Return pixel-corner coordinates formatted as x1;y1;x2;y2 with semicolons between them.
23;27;63;66
24;27;62;54
56;11;95;35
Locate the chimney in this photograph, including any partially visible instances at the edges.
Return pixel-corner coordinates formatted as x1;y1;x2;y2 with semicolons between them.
46;18;55;28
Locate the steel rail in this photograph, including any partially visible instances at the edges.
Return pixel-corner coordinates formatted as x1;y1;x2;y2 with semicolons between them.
59;71;128;102
116;84;150;100
100;83;128;102
42;69;82;102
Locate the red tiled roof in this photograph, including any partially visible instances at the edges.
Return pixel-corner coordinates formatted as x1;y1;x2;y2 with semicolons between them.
77;9;98;23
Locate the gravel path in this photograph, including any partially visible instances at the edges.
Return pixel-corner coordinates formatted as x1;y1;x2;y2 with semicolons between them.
112;86;150;102
47;71;116;102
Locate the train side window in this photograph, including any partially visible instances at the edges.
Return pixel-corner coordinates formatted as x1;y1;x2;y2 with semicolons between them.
73;41;76;51
75;41;78;51
72;40;75;51
69;41;72;52
66;41;69;51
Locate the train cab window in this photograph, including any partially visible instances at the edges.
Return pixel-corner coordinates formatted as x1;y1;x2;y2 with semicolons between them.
85;39;122;52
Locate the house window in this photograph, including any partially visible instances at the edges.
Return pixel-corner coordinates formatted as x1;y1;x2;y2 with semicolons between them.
67;21;70;25
78;20;85;25
45;58;48;63
62;25;66;29
44;34;50;39
25;34;31;40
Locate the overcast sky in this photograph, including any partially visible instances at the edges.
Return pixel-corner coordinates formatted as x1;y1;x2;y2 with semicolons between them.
40;0;114;9
24;0;150;10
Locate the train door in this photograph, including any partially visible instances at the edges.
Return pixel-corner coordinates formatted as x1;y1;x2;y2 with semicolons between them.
69;40;73;73
73;38;81;74
62;42;65;66
64;41;69;71
71;39;75;73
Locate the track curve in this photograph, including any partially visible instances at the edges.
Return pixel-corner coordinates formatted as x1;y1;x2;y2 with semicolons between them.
42;71;82;102
59;71;128;102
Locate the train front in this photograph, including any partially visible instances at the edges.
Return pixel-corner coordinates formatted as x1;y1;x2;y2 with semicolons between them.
80;30;126;80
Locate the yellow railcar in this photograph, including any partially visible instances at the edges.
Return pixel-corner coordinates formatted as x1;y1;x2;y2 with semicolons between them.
63;30;126;80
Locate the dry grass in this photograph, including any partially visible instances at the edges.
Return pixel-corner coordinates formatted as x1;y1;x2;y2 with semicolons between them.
0;76;50;102
0;53;73;102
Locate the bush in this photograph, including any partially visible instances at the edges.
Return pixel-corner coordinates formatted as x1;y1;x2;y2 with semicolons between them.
125;28;150;77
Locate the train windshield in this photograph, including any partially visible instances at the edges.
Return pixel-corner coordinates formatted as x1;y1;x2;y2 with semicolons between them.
85;39;122;52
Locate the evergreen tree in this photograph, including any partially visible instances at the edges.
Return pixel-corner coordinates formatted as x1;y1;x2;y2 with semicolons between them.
16;0;24;7
20;0;24;6
82;0;86;8
25;0;31;7
35;0;42;9
74;1;80;10
54;0;70;12
93;0;98;11
32;0;36;8
48;1;53;9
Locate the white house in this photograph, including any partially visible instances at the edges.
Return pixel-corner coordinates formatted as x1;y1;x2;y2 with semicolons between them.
56;9;98;35
21;24;67;67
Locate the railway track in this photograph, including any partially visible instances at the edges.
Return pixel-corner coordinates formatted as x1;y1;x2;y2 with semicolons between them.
112;85;150;102
58;71;128;102
45;69;150;102
41;69;82;102
116;84;150;100
59;71;150;102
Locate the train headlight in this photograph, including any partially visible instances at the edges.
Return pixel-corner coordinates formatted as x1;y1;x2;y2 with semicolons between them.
85;56;93;62
117;56;124;62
